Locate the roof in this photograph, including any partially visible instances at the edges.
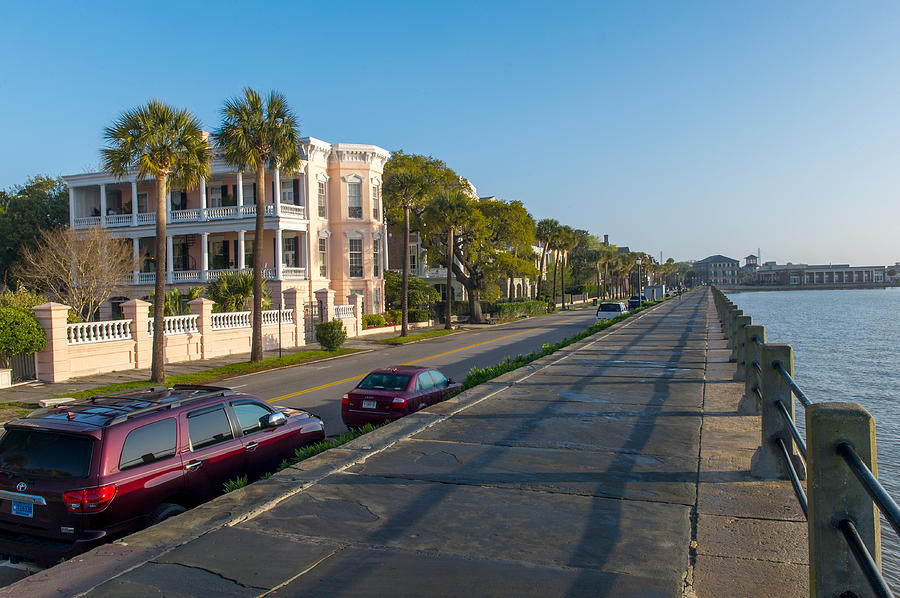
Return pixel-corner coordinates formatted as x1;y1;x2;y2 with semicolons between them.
696;255;739;264
371;366;431;375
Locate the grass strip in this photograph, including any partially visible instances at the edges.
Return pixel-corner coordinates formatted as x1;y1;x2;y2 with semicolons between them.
62;348;362;400
371;329;456;345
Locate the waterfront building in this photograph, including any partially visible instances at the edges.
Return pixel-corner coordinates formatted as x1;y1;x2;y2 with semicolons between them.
63;137;390;318
693;255;740;285
753;262;886;286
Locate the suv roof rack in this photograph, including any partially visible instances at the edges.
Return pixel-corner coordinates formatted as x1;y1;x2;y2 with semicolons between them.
99;385;235;426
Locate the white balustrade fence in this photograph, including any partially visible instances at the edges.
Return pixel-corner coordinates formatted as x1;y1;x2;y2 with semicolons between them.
261;310;294;326
211;311;252;330
105;214;132;227
334;304;355;319
148;314;200;336
67;320;132;345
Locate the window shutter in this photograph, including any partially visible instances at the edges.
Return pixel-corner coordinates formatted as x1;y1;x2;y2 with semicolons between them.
252;183;257;201
292;179;300;204
272;181;276;202
223;240;229;261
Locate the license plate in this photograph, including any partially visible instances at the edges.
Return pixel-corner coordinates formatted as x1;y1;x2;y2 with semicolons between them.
11;501;33;518
362;400;377;409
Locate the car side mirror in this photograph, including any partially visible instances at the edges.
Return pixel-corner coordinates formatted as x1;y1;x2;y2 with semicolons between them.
266;412;288;427
447;378;454;384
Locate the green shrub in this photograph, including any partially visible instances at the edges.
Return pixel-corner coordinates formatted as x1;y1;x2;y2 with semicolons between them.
362;314;386;328
222;474;248;494
408;308;430;323
0;287;47;312
384;309;402;324
315;319;347;351
0;307;47;368
494;300;552;320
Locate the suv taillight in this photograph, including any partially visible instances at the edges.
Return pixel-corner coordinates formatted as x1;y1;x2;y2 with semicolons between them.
64;485;117;513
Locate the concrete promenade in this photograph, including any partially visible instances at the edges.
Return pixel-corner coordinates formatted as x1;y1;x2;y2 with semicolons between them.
4;289;808;597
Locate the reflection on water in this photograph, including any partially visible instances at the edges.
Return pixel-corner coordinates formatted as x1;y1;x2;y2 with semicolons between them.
731;287;900;587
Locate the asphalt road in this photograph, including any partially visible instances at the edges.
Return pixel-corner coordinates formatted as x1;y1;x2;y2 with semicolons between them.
228;306;599;435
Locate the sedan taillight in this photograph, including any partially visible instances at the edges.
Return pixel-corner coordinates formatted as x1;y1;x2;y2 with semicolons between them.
63;485;117;513
341;394;349;405
391;397;406;409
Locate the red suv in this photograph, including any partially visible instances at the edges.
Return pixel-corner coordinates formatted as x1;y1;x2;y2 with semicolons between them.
341;366;461;427
0;384;325;565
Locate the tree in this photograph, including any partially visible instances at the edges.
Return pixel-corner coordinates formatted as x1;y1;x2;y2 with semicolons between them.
479;200;536;300
421;189;474;328
383;271;439;309
534;218;559;299
556;226;577;309
383;168;429;336
14;227;135;321
0;176;69;284
205;271;269;313
149;287;204;316
0;307;47;368
102;100;210;383
214;88;301;361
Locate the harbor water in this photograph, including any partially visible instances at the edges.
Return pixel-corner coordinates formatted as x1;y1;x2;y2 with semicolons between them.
730;287;900;587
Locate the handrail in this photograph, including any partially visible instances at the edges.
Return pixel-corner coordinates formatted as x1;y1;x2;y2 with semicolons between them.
776;437;808;517
773;361;812;408
774;399;807;459
836;519;894;598
837;442;900;538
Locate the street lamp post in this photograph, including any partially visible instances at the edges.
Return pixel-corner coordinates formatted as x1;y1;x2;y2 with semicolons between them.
636;257;643;307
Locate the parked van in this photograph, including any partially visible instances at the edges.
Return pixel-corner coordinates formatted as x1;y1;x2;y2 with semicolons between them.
596;301;628;320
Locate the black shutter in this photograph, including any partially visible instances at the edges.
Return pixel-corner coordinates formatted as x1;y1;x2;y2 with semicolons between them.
252;183;257;202
222;185;228;204
223;240;230;266
272;181;276;202
292;179;300;205
180;191;187;209
232;185;237;203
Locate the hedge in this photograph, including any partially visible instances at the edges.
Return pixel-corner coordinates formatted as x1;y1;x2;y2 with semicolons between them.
362;314;386;328
494;300;551;320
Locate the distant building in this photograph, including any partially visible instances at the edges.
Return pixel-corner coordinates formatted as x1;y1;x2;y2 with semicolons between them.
754;263;886;286
742;254;760;276
693;255;740;285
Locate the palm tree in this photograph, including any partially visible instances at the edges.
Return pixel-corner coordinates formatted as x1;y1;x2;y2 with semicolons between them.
102;101;210;383
383;169;429;336
534;218;558;299
557;226;576;309
205;270;269;312
424;189;473;329
214;88;301;361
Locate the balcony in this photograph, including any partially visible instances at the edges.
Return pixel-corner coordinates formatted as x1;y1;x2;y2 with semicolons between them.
74;204;308;229
132;267;305;285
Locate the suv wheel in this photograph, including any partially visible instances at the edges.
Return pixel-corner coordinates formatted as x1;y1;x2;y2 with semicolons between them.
148;503;186;526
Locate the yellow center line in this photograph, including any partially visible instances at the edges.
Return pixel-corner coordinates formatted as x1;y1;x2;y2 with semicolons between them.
266;326;543;403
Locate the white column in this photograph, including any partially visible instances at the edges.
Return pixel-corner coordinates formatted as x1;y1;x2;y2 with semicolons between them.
99;184;107;227
275;229;283;279
201;232;209;280
166;236;174;283
131;180;138;226
238;230;246;270
273;165;281;213
132;238;140;284
236;172;244;210
68;186;76;228
199;177;207;220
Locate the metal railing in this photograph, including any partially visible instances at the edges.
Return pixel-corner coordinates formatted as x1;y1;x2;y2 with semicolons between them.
712;286;898;598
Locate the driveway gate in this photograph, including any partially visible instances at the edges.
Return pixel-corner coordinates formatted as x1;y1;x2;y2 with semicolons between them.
10;353;36;382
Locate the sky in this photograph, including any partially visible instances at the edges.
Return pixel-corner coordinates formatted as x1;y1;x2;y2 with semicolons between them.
1;1;899;266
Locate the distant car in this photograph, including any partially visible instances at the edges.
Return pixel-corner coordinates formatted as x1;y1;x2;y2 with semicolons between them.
342;366;462;427
627;295;648;310
0;385;325;566
596;301;628;320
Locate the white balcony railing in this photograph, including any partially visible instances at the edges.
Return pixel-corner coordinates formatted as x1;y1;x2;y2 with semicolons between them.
132;266;304;285
172;270;203;283
334;304;355;319
137;272;155;284
261;309;294;326
67;320;132;345
75;204;311;229
282;267;307;280
211;311;251;330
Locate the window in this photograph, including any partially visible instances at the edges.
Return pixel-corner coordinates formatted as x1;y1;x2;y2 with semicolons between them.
281;180;294;205
188;408;235;451
231;402;272;436
244;233;255;268
243;182;255;204
358;373;411;391
348;183;362;218
409;244;418;271
170;190;187;211
119;419;177;470
137;192;149;213
283;235;298;268
428;370;448;387
319;237;328;277
0;430;94;479
317;182;326;218
416;373;434;391
371;185;381;219
349;238;363;277
374;288;381;314
373;239;380;277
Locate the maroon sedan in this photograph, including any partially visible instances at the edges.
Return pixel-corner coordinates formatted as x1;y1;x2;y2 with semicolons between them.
341;366;462;427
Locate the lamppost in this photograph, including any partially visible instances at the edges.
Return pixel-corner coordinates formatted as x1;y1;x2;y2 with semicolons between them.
635;257;643;307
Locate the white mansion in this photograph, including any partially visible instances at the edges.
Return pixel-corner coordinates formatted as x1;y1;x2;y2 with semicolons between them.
63;137;390;319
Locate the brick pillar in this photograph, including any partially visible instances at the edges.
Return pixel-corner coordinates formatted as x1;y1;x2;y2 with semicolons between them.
188;298;215;359
283;288;303;347
123;299;151;369
315;288;335;322
32;302;71;383
348;293;364;337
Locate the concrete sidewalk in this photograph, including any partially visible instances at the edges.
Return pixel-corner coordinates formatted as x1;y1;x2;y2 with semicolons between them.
4;289;808;597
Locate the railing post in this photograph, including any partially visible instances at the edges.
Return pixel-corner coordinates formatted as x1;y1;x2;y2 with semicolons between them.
32;302;71;383
806;402;881;598
122;299;151;371
727;308;743;361
283;288;303;347
738;325;765;414
732;314;751;376
751;344;806;480
188;298;214;359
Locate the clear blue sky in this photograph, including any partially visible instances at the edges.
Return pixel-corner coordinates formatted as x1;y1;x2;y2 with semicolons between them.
2;1;899;266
